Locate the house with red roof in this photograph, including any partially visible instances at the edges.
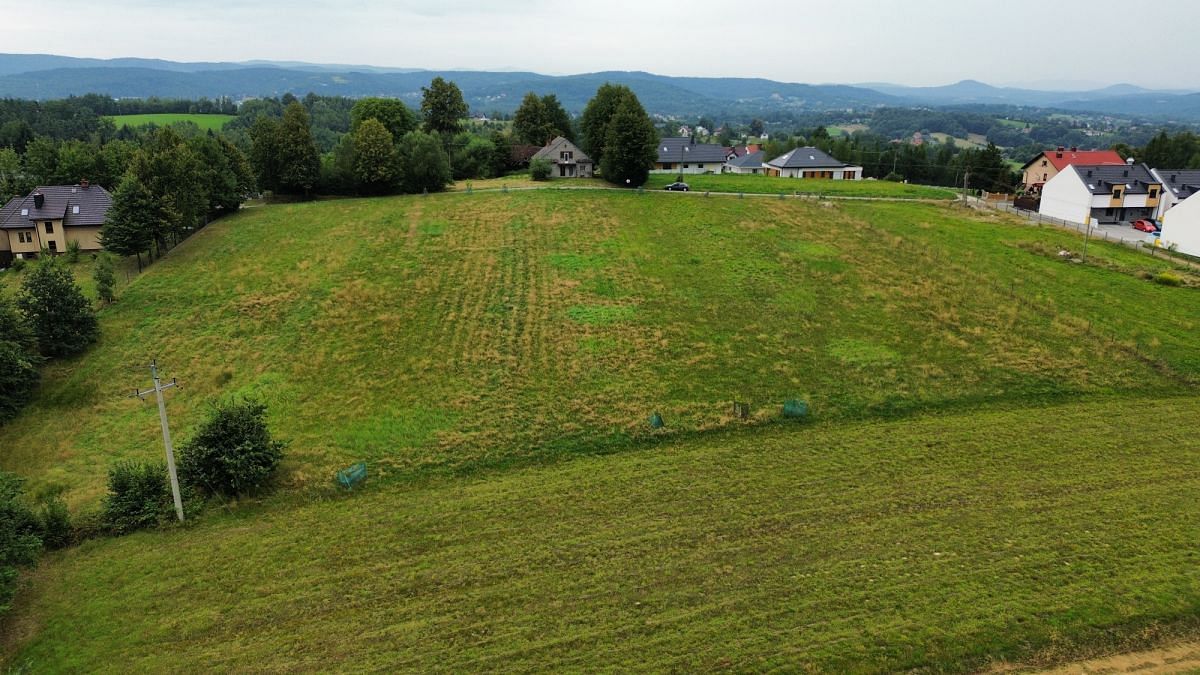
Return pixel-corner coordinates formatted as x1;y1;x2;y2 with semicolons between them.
1021;147;1126;194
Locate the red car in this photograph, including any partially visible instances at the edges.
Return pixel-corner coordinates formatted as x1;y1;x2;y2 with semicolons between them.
1132;219;1159;232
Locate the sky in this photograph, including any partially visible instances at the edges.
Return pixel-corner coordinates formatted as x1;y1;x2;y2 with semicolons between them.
3;0;1199;89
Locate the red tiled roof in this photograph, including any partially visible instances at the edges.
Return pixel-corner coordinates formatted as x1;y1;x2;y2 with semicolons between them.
1029;149;1126;171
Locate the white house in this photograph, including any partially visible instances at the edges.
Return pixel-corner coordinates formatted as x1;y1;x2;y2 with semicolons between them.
1038;161;1162;225
653;137;729;174
724;150;765;175
764;147;862;180
1159;191;1200;256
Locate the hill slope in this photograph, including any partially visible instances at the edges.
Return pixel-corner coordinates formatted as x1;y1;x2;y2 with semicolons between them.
1;191;1197;508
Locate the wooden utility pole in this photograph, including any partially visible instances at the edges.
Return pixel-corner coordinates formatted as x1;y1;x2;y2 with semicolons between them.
135;360;184;522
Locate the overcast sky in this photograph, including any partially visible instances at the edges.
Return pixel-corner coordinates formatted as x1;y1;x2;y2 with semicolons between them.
4;0;1198;89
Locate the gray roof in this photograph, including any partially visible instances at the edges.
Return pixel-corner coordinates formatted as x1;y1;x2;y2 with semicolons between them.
1156;169;1200;200
0;184;113;230
531;136;592;164
727;151;764;169
766;146;847;170
1070;164;1159;196
656;137;728;164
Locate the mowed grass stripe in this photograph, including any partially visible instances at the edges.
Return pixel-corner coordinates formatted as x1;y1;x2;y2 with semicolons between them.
5;397;1199;672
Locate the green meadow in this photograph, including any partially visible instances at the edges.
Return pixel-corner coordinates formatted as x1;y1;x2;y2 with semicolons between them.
105;113;236;132
641;172;959;198
1;191;1199;670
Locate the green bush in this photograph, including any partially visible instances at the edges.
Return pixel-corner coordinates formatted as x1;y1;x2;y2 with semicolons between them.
37;496;71;550
1153;271;1183;287
530;158;552;182
9;258;24;272
102;461;171;535
178;399;286;498
0;341;40;424
65;240;81;264
883;172;904;182
0;472;41;615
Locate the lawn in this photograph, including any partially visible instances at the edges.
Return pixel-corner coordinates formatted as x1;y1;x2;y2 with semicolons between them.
105;114;236;132
641;173;959;199
1;192;1197;511
3;397;1198;671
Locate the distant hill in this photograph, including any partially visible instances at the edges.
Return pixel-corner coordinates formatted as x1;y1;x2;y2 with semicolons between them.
1;54;1199;119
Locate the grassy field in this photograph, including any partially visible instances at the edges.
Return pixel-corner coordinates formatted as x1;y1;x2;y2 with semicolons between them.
3;397;1199;671
2;192;1198;510
641;173;959;198
1;191;1199;669
105;113;236;132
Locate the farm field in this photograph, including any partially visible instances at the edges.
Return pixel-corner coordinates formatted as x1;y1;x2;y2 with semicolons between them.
1;190;1199;670
641;173;959;198
2;191;1199;509
3;397;1199;671
105;113;236;132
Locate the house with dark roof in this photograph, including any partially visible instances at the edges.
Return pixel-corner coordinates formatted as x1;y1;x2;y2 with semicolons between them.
530;136;593;178
1149;168;1200;219
0;181;112;266
653;137;729;174
764;147;862;180
1020;147;1125;194
724;151;765;175
1038;161;1162;225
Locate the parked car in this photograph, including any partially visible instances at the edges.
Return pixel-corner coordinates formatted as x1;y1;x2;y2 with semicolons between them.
1132;219;1159;232
664;181;690;192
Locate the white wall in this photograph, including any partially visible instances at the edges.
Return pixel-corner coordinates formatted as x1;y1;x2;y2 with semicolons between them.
1160;192;1200;257
769;166;864;180
651;161;724;175
725;163;762;175
1039;169;1092;224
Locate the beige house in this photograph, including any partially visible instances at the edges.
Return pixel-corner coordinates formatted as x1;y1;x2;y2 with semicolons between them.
531;137;593;178
0;182;112;266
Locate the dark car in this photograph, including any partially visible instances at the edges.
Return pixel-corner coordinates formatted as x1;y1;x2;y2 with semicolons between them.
664;181;690;192
1132;219;1159;232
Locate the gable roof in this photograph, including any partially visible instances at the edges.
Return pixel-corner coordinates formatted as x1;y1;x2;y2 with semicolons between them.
1069;163;1159;195
766;146;847;170
0;184;112;230
657;137;728;164
1154;169;1200;201
1024;149;1126;172
531;136;592;164
727;151;764;169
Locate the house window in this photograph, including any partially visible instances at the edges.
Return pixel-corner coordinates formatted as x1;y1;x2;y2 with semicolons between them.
48;240;57;252
560;151;573;162
1149;187;1160;199
1043;173;1048;181
45;221;54;234
1041;160;1048;167
1105;208;1115;217
1113;189;1123;200
683;164;690;169
662;163;673;170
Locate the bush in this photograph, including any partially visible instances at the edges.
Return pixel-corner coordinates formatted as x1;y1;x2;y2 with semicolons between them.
37;496;71;550
93;253;115;305
530;158;552;181
883;172;904;182
0;472;41;615
64;240;81;264
178;399;286;498
9;258;24;272
0;341;40;424
102;461;171;534
1153;271;1183;287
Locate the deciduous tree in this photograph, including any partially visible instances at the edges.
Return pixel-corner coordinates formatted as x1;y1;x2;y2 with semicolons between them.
599;97;657;187
420;77;468;136
17;259;99;358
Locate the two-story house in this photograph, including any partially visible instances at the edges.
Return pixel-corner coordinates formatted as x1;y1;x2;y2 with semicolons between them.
1038;161;1162;225
1020;147;1125;194
530;136;593;178
1149;168;1200;220
0;182;112;266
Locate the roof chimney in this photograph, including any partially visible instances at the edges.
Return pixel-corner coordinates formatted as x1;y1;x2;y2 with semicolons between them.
1070;147;1078;152
1126;157;1135;166
81;178;90;189
33;192;44;209
1055;147;1064;159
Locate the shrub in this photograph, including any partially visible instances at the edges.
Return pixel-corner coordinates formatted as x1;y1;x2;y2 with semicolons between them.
530;158;552;181
1153;271;1183;287
883;172;904;182
102;461;171;534
178;399;286;498
64;240;81;263
0;341;40;424
93;253;116;305
9;258;24;272
37;496;71;550
0;472;41;615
